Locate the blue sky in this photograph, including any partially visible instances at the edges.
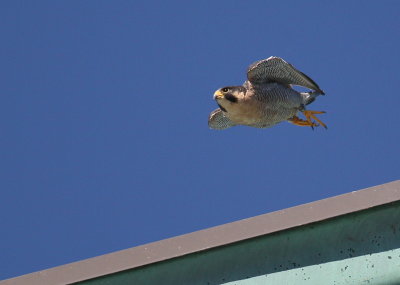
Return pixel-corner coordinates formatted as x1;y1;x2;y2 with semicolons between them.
1;1;399;280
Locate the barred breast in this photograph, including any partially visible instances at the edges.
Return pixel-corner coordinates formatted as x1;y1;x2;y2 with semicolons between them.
242;82;302;128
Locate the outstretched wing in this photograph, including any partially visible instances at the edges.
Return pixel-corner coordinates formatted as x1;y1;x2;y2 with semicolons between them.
247;56;324;94
208;108;236;130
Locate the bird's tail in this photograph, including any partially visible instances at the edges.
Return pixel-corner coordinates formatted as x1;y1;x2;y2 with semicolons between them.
301;90;325;105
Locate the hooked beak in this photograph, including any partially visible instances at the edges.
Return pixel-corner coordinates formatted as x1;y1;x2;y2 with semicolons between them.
213;90;224;100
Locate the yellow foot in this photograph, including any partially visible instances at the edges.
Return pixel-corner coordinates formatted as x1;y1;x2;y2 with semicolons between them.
303;110;327;129
288;115;318;128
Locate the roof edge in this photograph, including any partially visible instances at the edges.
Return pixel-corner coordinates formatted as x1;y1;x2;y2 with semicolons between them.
2;180;400;285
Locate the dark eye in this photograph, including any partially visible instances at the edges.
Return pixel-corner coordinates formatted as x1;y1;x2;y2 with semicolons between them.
222;88;229;92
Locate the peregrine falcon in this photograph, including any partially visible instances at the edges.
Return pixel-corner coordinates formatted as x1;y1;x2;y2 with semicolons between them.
208;56;326;130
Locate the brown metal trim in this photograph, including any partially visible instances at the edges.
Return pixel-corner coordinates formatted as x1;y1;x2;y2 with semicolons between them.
2;180;400;285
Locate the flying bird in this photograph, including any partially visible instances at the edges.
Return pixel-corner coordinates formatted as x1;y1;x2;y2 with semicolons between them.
208;56;326;130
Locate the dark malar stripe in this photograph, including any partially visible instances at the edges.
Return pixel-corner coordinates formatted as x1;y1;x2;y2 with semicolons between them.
224;93;238;103
217;104;227;112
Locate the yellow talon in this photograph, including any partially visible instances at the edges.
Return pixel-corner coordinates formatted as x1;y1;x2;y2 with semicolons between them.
288;111;327;129
302;110;327;129
288;115;318;128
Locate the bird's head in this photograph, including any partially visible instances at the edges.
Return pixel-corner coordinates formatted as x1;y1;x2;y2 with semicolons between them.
213;86;246;112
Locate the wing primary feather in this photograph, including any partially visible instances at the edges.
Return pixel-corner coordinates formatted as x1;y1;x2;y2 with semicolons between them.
208;108;236;130
247;56;324;93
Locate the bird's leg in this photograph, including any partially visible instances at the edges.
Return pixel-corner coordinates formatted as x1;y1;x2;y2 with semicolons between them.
288;115;318;128
302;110;327;129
